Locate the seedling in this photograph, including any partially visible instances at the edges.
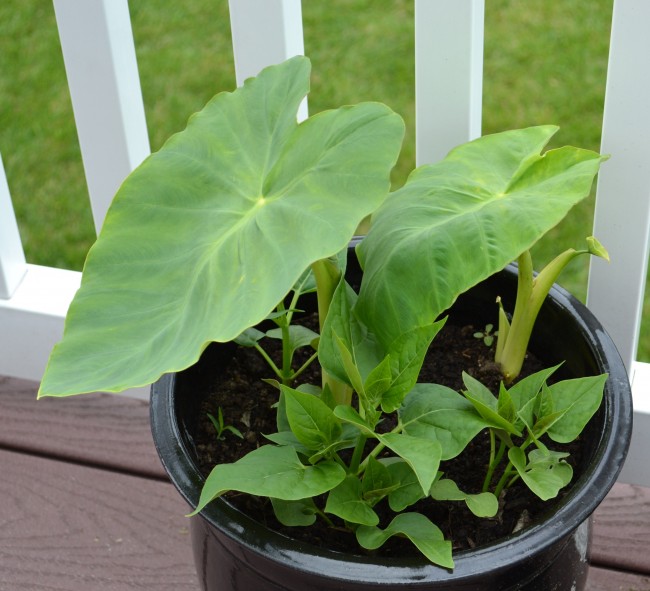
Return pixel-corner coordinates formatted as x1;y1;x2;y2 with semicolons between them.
473;324;497;347
207;408;243;441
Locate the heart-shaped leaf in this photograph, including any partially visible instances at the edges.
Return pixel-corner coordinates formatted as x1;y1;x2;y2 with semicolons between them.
325;475;379;526
356;126;605;347
384;460;428;511
399;383;488;460
270;497;318;526
356;513;453;568
508;447;573;501
39;56;404;396
283;386;342;450
190;444;346;515
545;374;607;443
429;478;498;518
379;432;441;496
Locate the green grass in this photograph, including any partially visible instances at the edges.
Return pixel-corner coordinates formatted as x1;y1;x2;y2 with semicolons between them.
3;0;649;359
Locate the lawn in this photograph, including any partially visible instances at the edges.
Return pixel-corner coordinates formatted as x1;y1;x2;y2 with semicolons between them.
3;0;647;357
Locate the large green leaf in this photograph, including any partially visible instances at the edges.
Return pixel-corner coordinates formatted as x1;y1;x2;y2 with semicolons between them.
355;126;605;347
190;444;346;515
39;56;404;396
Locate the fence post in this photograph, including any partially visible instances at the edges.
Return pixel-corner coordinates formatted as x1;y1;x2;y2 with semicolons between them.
53;0;150;233
0;155;27;299
414;0;485;166
587;0;650;374
228;0;307;120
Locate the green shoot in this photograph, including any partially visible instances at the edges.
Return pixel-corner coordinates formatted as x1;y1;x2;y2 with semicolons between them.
473;324;497;347
495;237;609;383
207;408;244;441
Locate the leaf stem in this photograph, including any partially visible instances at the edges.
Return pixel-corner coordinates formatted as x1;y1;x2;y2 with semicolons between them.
349;434;368;474
311;258;353;405
483;432;507;493
291;351;319;381
493;461;515;498
253;343;283;379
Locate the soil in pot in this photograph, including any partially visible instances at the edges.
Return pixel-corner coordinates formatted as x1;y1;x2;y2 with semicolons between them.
181;308;592;559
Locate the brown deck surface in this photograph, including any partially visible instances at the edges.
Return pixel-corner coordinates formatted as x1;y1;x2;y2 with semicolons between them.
0;375;648;591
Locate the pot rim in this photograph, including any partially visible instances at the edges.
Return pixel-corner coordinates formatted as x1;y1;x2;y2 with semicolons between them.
150;269;633;585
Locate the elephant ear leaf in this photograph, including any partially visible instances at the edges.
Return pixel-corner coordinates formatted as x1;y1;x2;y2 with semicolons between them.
39;56;404;397
355;126;606;347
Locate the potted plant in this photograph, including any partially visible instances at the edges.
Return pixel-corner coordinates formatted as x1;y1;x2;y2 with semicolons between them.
39;57;632;590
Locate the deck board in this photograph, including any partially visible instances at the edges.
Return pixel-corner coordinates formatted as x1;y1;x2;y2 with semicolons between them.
0;376;164;479
586;566;650;590
0;374;648;590
0;448;196;591
592;481;650;575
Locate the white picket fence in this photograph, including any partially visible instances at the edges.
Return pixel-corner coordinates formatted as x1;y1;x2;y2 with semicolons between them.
0;0;648;485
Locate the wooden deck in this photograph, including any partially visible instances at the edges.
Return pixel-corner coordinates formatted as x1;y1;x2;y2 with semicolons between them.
0;375;648;591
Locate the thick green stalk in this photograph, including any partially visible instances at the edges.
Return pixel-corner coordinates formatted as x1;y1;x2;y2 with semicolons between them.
311;258;354;406
495;251;535;383
496;238;608;383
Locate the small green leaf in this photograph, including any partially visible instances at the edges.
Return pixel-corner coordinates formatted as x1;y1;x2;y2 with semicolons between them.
462;373;522;436
319;278;383;389
263;430;312;456
529;448;573;488
283;385;342;450
334;332;365;395
430;479;498;518
399;383;488;460
333;405;376;438
364;355;393;408
270;497;317;526
508;447;573;501
509;364;561;410
379;433;441;496
545;375;607;443
266;325;320;354
462;372;497;409
325;476;379;526
381;320;446;412
497;383;517;424
362;456;396;500
384;460;427;511
466;492;500;518
587;236;609;261
510;365;560;428
190;445;346;515
356;513;454;568
234;327;266;347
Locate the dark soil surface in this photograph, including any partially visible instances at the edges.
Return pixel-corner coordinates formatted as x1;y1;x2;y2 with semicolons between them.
185;311;587;557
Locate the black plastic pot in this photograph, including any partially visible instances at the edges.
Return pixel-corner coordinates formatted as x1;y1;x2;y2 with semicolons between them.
151;263;632;591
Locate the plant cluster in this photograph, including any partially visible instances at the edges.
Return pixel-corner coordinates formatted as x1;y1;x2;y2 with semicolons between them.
39;57;608;569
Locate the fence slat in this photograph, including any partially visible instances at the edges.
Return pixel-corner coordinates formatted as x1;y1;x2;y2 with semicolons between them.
585;0;650;488
53;0;150;233
228;0;307;120
587;0;650;374
0;155;27;299
414;0;484;165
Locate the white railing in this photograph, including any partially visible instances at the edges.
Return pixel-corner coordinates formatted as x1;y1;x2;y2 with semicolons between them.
0;0;647;484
